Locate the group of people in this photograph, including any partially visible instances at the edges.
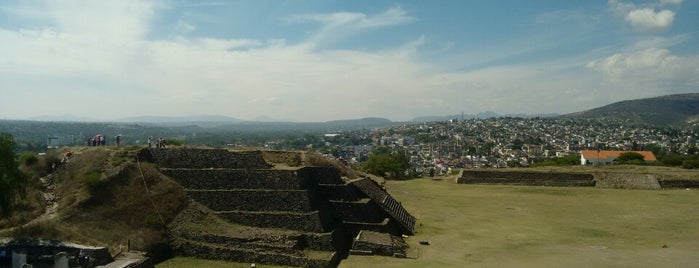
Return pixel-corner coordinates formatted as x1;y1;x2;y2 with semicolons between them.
84;135;169;148
87;135;106;146
148;136;166;148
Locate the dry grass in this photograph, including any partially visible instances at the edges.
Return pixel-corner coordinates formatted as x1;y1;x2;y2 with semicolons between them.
3;146;187;254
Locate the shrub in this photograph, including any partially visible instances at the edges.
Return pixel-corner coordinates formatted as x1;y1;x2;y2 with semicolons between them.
20;151;39;166
83;173;102;189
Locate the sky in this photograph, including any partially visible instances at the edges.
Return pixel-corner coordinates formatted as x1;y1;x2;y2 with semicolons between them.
0;0;697;122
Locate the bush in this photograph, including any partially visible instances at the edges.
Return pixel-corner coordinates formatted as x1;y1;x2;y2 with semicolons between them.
20;151;39;166
83;173;102;189
163;139;183;147
531;154;579;167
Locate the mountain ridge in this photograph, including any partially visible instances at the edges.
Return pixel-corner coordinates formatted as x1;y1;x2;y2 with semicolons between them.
562;93;699;126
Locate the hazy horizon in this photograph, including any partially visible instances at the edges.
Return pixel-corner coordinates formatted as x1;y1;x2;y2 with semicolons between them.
1;0;697;122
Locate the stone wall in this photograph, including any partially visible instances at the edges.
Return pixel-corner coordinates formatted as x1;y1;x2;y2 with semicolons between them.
318;184;363;201
457;170;595;187
216;210;333;233
657;179;699;189
138;148;271;169
186;189;315;212
329;199;384;223
171;238;341;268
161;169;314;190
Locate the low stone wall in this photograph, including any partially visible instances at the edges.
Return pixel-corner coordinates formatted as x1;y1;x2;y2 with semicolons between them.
186;189;314;212
216;210;332;233
161;169;313;190
657;179;699;189
457;170;595;187
351;230;408;258
171;238;341;268
139;148;271;169
343;219;396;237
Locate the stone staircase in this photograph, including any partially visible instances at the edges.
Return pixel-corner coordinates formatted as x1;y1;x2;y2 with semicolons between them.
137;148;415;267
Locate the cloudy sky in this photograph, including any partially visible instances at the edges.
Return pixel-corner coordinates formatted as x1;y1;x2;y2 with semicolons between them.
1;0;697;122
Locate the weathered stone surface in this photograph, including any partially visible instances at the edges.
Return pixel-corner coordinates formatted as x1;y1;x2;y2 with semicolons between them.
186;189;315;212
657;179;699;189
351;230;408;257
161;169;313;190
139;148;271;169
215;210;332;233
329;199;384;223
171;238;341;268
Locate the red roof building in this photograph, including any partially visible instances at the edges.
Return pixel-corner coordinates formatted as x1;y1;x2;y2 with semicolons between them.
580;150;657;165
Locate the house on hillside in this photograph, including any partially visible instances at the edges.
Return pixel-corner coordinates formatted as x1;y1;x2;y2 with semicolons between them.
580;150;657;165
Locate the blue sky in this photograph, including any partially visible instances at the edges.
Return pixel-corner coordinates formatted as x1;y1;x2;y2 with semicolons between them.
0;0;697;122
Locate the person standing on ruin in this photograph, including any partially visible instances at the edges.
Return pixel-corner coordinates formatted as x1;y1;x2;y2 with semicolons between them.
148;136;153;148
116;135;121;146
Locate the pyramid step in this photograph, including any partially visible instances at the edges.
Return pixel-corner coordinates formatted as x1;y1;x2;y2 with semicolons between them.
161;168;313;190
186;189;314;212
171;237;341;268
215;210;332;233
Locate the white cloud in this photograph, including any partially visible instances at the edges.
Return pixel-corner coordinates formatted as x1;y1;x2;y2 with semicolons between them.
290;6;414;47
586;48;699;96
609;0;679;32
625;8;675;32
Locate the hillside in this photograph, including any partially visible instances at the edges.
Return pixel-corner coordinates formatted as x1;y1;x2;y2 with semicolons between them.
563;93;699;126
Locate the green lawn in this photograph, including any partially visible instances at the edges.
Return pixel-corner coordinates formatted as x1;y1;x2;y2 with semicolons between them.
158;178;699;268
340;179;699;268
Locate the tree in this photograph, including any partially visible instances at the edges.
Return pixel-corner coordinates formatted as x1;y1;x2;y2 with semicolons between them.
0;133;27;217
362;154;403;178
615;152;645;165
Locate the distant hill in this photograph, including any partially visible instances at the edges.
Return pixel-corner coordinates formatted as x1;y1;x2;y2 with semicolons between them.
411;112;558;122
114;115;245;127
563;93;699;126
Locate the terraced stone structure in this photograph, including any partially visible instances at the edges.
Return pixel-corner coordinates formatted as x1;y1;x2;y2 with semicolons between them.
137;148;415;268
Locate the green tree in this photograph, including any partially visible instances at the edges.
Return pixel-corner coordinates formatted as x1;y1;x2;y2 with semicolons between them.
362;154;403;178
0;133;27;217
615;152;645;165
531;154;580;167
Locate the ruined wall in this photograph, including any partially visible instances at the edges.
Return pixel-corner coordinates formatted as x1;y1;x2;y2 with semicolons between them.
160;169;314;190
216;210;332;233
186;190;314;212
657;179;699;189
457;170;595;187
139;148;271;169
329;199;385;223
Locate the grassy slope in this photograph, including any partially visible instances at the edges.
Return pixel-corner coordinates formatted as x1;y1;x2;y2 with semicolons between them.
339;179;699;268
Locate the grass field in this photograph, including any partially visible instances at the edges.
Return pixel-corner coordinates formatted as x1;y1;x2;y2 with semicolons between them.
158;177;699;268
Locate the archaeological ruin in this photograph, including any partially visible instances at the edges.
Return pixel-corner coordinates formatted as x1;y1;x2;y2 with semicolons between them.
137;148;416;267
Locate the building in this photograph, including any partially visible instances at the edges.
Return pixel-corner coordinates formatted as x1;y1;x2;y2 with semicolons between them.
580;150;657;165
